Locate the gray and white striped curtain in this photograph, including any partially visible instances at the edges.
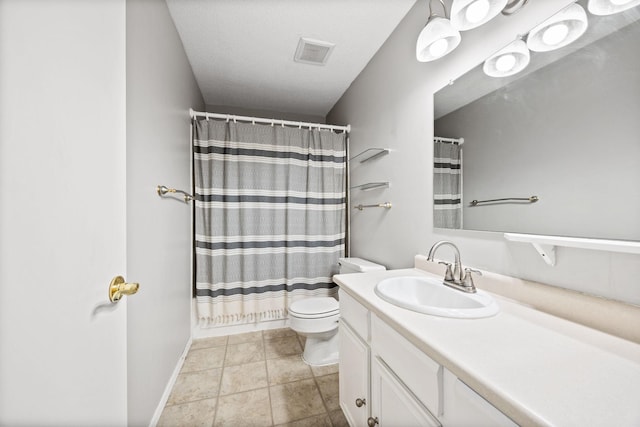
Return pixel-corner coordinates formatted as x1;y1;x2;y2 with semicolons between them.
193;119;346;326
433;140;462;229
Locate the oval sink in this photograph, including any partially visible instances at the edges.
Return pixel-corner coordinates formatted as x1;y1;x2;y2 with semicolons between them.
374;276;499;319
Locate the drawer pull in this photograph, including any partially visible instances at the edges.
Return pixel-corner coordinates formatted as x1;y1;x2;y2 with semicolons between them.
368;416;379;426
355;398;366;407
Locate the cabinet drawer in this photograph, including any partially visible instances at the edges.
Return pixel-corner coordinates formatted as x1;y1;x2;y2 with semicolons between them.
339;289;369;341
371;314;442;416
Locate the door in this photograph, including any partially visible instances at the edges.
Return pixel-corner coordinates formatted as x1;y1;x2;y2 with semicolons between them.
441;369;517;427
339;321;370;426
0;1;129;425
370;357;441;427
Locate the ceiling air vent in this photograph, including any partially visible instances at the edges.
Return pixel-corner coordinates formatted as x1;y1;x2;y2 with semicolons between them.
294;37;335;66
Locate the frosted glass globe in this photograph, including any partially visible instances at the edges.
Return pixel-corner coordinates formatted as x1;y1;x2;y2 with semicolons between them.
542;23;569;46
495;54;516;72
429;39;449;58
465;0;491;23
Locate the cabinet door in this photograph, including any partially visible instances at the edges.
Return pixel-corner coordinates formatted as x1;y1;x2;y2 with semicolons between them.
371;357;441;427
442;369;517;427
340;321;370;427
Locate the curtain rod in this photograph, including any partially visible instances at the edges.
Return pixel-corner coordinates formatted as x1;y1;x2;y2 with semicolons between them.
190;109;350;133
434;136;464;144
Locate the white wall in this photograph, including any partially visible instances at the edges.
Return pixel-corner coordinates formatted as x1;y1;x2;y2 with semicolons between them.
126;0;204;424
328;1;640;306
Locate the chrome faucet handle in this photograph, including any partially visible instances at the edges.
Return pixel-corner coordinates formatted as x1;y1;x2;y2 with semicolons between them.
462;267;482;290
438;261;455;281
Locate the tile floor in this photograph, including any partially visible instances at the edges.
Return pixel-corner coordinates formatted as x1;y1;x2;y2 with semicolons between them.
158;328;349;427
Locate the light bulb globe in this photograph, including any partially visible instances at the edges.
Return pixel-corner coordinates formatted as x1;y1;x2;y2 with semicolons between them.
526;3;588;52
495;54;517;72
451;0;508;31
483;38;530;78
542;23;569;46
588;0;640;14
416;17;461;62
465;0;491;23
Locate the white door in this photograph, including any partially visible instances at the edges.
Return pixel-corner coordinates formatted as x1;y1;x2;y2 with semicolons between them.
0;1;130;425
371;358;441;427
339;321;371;427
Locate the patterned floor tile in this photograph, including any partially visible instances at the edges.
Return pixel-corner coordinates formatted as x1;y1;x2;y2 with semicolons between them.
220;361;268;395
214;388;272;427
270;378;326;425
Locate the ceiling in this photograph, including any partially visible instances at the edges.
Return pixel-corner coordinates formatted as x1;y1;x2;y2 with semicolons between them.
166;0;417;118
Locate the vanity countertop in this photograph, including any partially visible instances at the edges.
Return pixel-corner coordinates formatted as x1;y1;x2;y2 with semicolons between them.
333;267;640;427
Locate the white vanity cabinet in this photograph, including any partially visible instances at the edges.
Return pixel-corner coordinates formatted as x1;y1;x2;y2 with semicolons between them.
339;290;372;426
339;289;516;427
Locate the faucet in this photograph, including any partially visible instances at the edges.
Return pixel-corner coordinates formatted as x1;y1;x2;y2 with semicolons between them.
426;240;480;293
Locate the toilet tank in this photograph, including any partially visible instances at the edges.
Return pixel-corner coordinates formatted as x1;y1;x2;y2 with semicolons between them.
338;257;386;274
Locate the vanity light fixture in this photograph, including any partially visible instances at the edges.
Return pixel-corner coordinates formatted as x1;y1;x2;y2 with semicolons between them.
588;0;640;15
451;0;509;31
501;0;530;16
483;38;530;77
526;3;589;52
416;0;461;62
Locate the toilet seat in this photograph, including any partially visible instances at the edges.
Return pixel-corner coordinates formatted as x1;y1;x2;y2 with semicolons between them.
289;297;339;319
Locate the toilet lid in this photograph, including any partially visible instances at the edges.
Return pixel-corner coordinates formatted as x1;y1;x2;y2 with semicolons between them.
289;297;339;318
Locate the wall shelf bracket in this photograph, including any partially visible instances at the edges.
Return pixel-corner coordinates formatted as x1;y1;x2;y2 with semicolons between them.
531;242;556;266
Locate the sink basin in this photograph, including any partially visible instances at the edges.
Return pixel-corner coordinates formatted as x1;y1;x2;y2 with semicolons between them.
374;276;499;319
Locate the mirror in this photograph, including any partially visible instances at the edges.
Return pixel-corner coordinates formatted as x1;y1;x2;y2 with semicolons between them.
434;1;640;241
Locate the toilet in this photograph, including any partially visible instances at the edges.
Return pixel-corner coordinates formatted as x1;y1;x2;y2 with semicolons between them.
289;257;385;366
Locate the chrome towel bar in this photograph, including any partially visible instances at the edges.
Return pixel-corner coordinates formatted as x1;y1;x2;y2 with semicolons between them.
470;196;538;206
354;202;392;211
157;185;194;203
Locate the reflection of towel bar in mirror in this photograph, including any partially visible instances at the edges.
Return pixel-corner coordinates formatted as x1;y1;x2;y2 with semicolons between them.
157;185;194;203
354;202;392;211
470;196;538;206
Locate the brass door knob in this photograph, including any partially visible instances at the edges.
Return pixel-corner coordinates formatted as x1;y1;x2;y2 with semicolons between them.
355;398;366;407
367;417;379;426
109;276;139;303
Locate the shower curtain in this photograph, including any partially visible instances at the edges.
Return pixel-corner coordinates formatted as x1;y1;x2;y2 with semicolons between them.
193;119;346;326
433;140;462;229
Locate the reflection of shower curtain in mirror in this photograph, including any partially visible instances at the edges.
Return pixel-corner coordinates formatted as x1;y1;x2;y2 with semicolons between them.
434;141;462;229
193;119;346;326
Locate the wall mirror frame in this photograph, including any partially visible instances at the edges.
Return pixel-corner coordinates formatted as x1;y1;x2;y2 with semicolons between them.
433;0;640;262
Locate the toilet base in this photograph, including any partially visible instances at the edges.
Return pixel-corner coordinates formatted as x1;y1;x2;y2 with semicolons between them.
301;331;339;366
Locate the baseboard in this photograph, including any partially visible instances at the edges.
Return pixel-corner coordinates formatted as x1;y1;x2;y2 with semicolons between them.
148;337;193;427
